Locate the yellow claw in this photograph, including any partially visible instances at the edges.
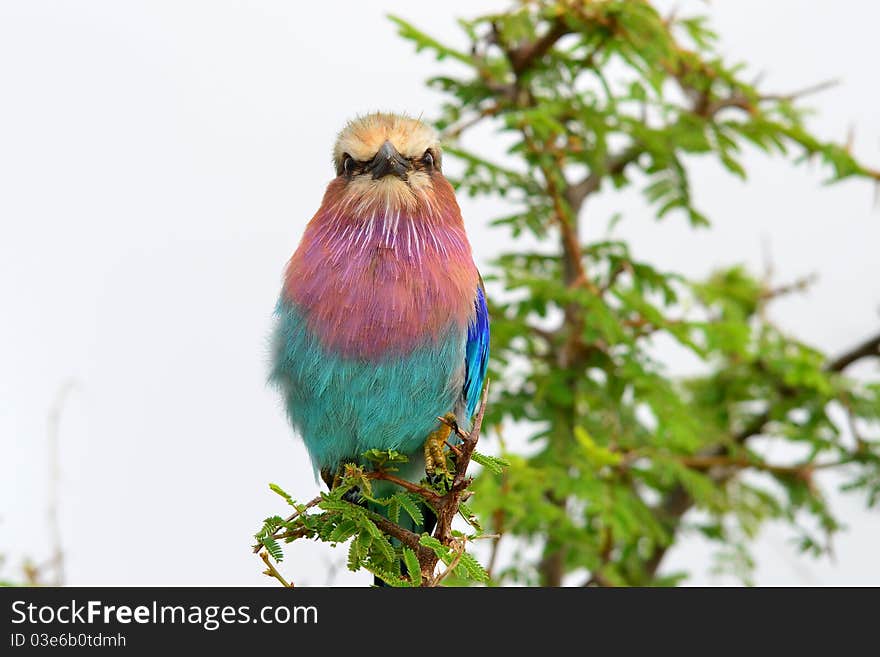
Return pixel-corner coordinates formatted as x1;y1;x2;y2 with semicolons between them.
424;418;455;478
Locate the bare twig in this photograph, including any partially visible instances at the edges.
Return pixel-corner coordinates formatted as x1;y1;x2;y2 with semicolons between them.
417;382;491;585
365;471;443;504
761;79;841;103
260;551;293;587
826;331;880;372
506;17;570;75
760;273;818;303
267;528;311;543
431;540;466;586
46;379;77;587
678;454;817;480
444;440;463;458
441;104;501;140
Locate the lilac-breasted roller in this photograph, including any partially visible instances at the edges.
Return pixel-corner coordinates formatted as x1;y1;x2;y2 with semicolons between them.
269;113;490;536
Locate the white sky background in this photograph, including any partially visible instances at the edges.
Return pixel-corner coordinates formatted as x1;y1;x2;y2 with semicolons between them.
1;0;878;586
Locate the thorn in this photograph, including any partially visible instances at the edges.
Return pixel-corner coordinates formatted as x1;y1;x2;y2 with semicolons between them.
437;413;466;438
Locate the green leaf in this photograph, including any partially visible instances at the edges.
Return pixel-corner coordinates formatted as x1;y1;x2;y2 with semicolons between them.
419;534;452;564
328;520;359;544
347;537;363;572
402;548;422;586
454;550;490;583
373;533;396;567
269;483;296;506
365;565;411;588
458;502;483;531
575;427;623;467
362;448;410;470
471;452;510;475
395;493;425;526
262;537;284;562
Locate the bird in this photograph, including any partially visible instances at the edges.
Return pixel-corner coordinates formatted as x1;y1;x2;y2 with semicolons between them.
269;113;490;575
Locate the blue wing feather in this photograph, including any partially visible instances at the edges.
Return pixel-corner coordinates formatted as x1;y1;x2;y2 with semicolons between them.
463;281;490;422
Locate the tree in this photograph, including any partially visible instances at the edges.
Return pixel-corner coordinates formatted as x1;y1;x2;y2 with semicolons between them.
391;0;880;586
255;0;880;587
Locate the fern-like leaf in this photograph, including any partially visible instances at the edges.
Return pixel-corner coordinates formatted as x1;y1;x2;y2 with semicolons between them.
455;550;490;583
268;483;296;507
471;451;509;475
262;536;284;562
396;493;425;525
402;547;422;586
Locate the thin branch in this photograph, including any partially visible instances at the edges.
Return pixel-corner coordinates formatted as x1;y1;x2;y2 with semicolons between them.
678;454;815;479
826;331;880;372
760;78;841;103
46;379;77;587
566;146;643;211
452;381;489;492
260;551;293;588
252;495;321;553
431;541;466;586
644;326;880;579
369;515;426;554
507;18;570;75
421;382;491;585
441;104;501;141
365;471;443;504
760;273;818;303
525;132;591;288
582;526;616;587
267;528;311;543
444;440;463;458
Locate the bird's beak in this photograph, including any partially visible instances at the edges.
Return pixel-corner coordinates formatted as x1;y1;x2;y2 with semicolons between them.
368;140;412;181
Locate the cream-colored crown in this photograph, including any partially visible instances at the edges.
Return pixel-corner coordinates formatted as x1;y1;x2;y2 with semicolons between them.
333;113;439;166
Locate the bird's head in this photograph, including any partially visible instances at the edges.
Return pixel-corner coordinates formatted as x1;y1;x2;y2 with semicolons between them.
331;113;444;210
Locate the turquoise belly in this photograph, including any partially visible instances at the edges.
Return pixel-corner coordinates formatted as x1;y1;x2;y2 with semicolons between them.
270;300;466;472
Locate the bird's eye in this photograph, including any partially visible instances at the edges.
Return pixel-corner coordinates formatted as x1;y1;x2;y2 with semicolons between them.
342;154;355;176
422;149;435;169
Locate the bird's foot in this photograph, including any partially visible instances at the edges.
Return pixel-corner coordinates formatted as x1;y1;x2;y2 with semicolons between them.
341;486;364;504
424;413;457;483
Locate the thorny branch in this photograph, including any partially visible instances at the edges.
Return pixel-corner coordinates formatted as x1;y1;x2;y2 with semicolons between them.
424;382;491;584
363;382;491;585
254;383;491;586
